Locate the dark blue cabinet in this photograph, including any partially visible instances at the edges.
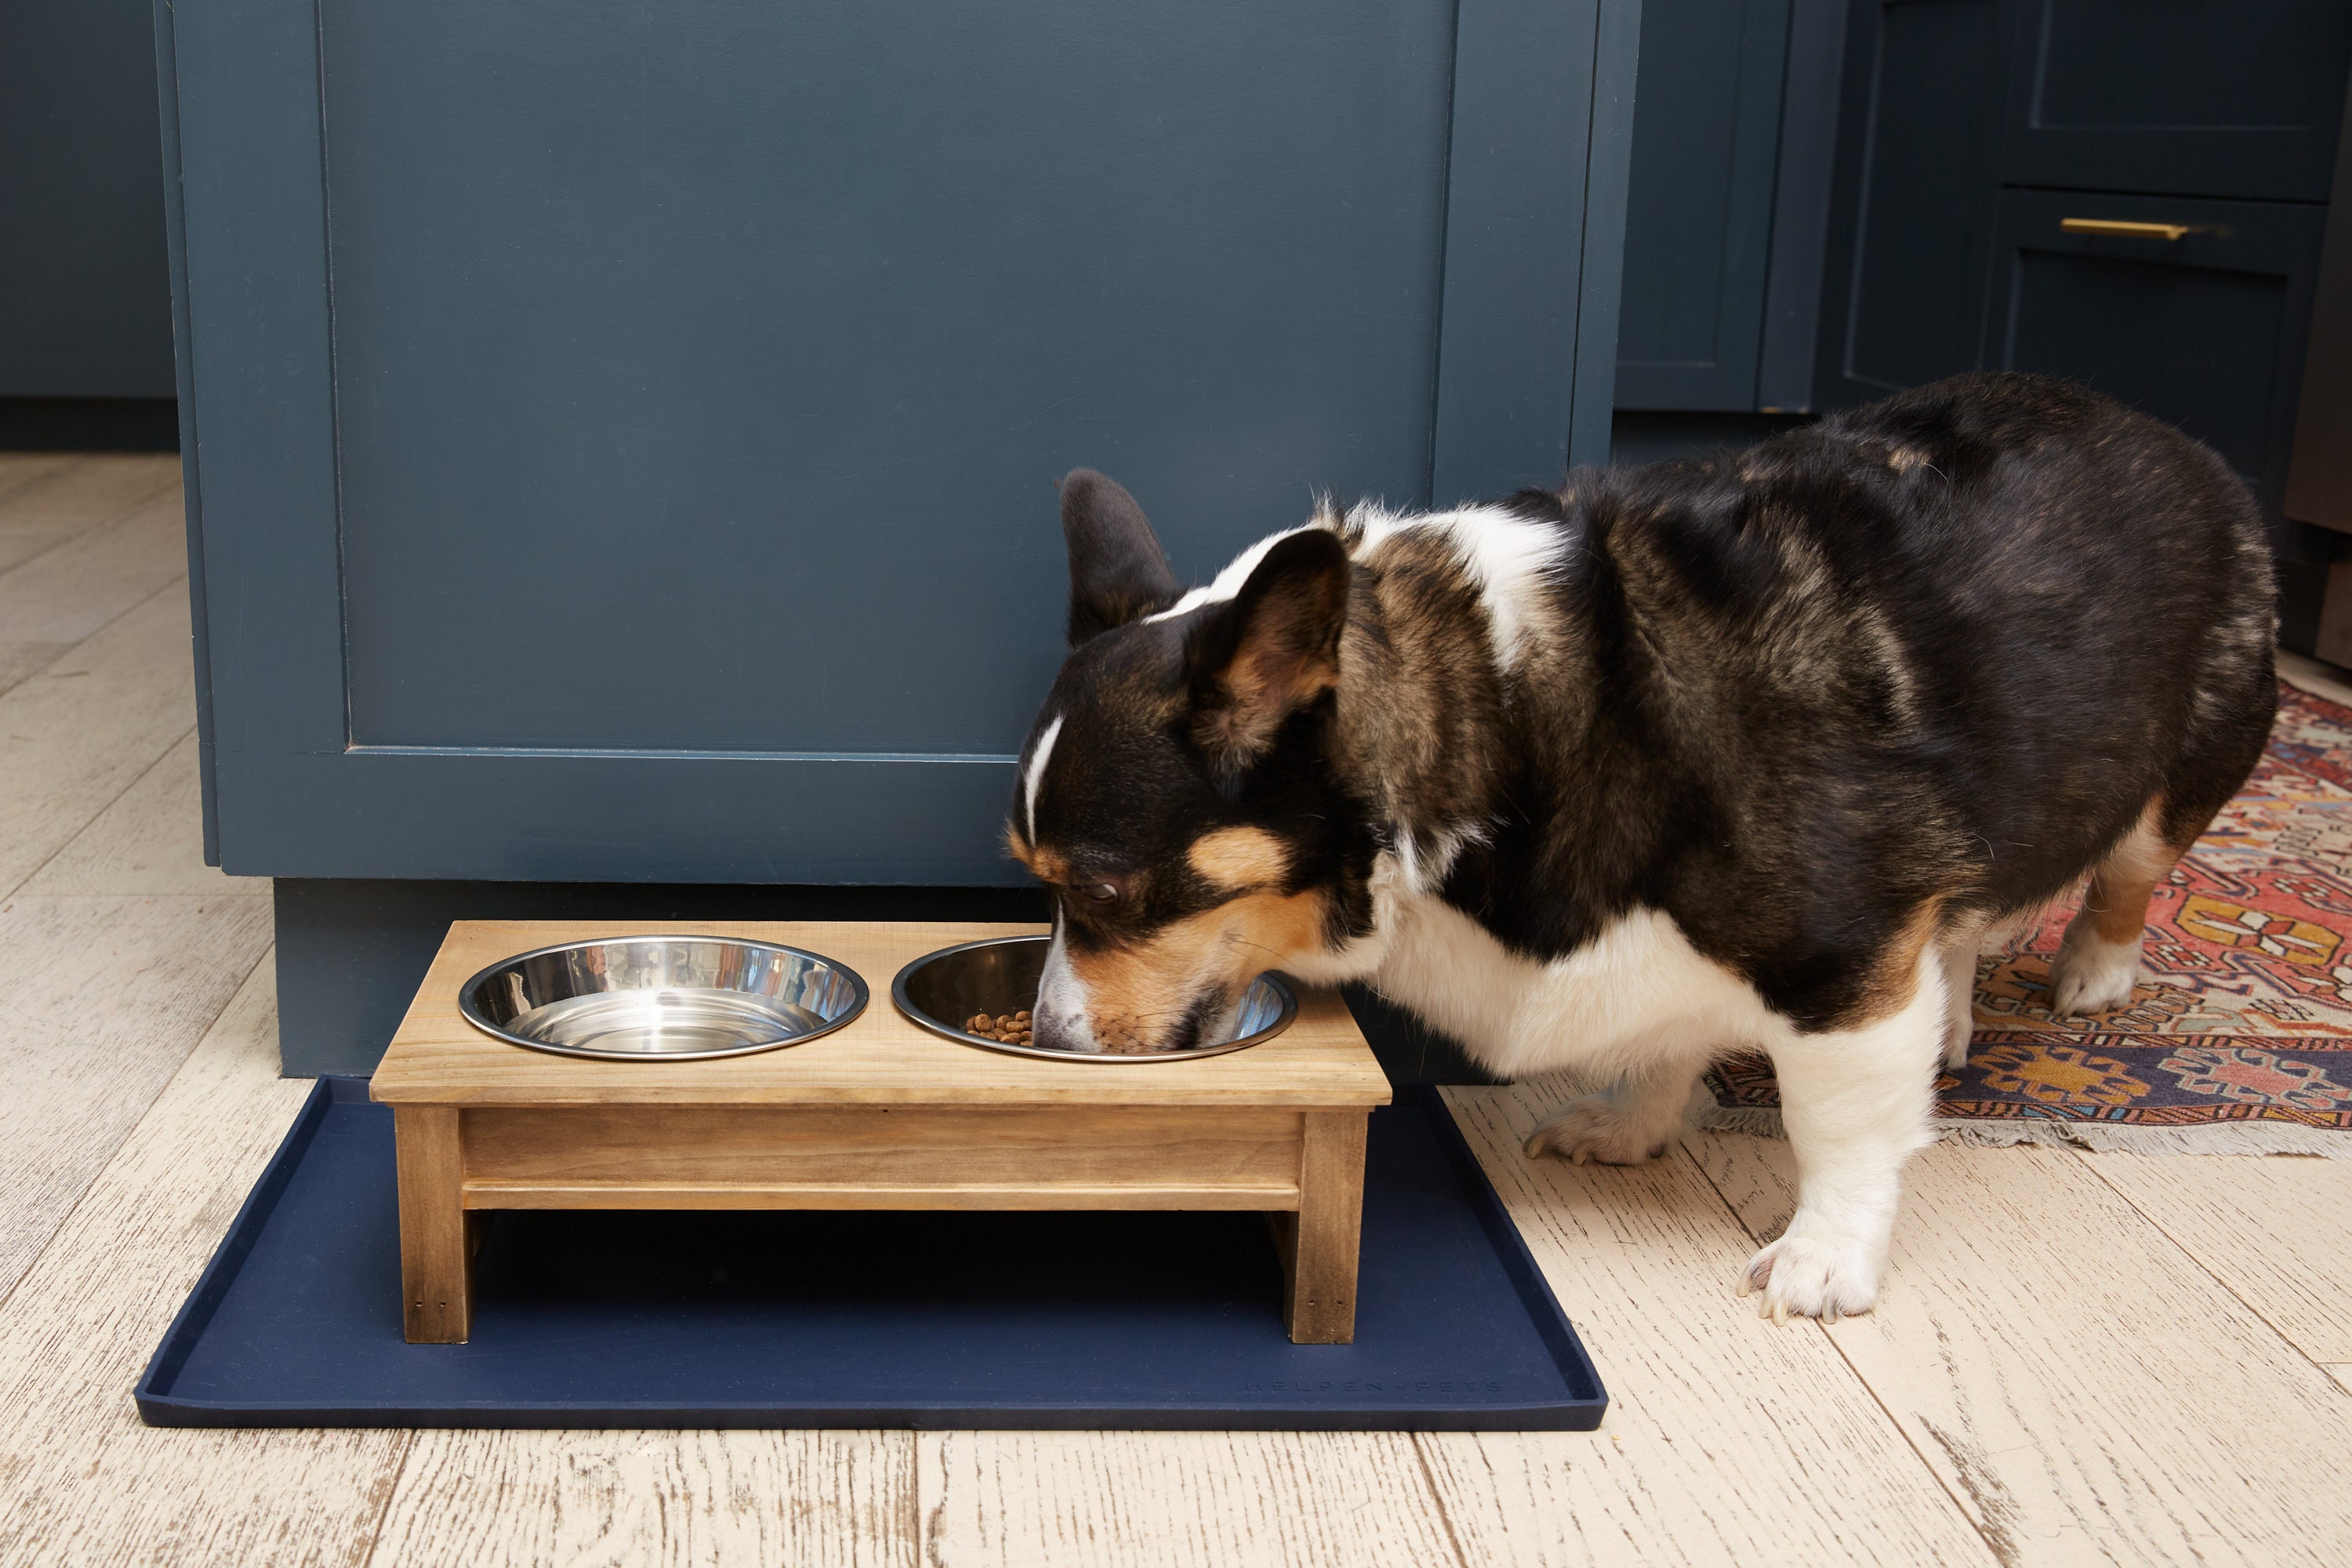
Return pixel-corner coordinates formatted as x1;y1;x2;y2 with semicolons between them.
159;0;1642;887
1615;0;1793;408
2000;0;2352;203
0;0;175;398
1613;0;1849;413
1809;0;2347;532
1812;0;2009;408
1984;191;2326;512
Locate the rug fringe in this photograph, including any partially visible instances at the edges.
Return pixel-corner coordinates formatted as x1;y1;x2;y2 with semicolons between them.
1692;1105;2350;1157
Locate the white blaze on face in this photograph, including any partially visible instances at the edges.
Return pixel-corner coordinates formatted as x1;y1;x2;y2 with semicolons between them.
1022;713;1063;841
1032;915;1101;1052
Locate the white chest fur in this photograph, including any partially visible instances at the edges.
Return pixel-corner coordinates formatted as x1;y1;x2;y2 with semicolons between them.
1301;868;1785;1081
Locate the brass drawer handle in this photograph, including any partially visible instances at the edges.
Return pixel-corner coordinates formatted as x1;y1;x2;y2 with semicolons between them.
2060;217;2198;241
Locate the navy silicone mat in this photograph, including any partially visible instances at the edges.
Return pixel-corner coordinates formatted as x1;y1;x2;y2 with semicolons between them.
136;1078;1605;1430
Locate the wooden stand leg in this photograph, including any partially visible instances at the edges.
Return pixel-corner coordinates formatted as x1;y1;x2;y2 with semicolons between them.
1274;1110;1368;1344
395;1107;473;1343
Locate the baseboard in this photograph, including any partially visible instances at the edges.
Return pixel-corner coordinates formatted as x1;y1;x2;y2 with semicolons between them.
0;395;180;451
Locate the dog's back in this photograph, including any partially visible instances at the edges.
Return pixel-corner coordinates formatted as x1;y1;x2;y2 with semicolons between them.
1512;372;2275;1026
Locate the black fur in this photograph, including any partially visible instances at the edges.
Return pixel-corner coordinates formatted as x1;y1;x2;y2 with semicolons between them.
1018;374;2276;1038
1060;469;1179;645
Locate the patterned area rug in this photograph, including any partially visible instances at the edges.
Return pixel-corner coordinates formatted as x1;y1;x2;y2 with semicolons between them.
1699;679;2352;1155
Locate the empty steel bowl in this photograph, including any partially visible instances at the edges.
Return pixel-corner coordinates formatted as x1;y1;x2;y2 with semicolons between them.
891;935;1295;1062
459;937;869;1061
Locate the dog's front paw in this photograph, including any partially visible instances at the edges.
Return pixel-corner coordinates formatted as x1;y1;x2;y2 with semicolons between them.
1737;1234;1880;1323
1524;1093;1673;1167
2048;934;2140;1016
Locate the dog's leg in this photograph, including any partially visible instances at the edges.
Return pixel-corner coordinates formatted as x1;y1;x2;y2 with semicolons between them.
1936;935;1977;1071
1740;956;1940;1322
1525;1040;1712;1166
2049;808;2176;1016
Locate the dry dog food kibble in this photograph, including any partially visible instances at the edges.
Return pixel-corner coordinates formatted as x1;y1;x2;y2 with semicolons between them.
964;1009;1033;1045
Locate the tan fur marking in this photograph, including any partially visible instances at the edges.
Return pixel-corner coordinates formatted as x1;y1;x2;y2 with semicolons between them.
1888;445;1932;474
1067;890;1329;1050
2083;800;2175;946
1847;898;1947;1025
1003;829;1068;886
1188;826;1290;890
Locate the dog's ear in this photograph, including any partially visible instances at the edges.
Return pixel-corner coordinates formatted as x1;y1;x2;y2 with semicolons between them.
1062;469;1178;646
1185;528;1351;775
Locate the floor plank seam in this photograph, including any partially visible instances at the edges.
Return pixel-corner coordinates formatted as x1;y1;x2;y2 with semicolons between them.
0;572;198;902
353;1431;421;1568
1405;1433;1477;1568
1673;1137;2008;1566
2063;1146;2339;1381
0;479;184;606
906;1429;926;1568
0;937;276;1324
2;717;202;899
0;473;183;588
0;459;71;514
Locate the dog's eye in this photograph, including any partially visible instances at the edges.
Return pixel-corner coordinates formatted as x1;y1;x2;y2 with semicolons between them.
1078;881;1122;907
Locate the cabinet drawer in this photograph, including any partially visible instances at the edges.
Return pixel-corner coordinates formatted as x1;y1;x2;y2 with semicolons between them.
1983;189;2325;512
1998;0;2352;202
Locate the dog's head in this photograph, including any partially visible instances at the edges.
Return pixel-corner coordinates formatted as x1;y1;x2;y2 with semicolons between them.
1005;470;1370;1052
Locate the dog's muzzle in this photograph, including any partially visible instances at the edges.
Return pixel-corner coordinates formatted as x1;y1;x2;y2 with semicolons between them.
1030;928;1102;1054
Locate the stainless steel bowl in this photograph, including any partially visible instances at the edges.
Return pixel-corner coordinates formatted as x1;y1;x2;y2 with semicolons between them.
891;935;1296;1062
459;937;869;1061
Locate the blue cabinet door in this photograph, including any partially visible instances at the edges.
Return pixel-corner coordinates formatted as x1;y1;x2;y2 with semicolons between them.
1811;0;2010;410
159;0;1640;884
0;0;174;397
1998;0;2352;203
1984;189;2326;517
1615;0;1794;410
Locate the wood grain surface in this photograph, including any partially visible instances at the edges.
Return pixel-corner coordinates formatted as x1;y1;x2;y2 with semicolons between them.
0;453;82;515
24;729;265;898
0;894;272;1295
372;920;1392;1109
0;958;415;1568
1282;1110;1369;1343
0;486;191;645
1686;1126;2352;1566
0;459;186;699
1439;1086;1996;1566
459;1103;1311;1208
0;454;179;576
2077;1150;2352;1364
0;587;205;896
368;1428;919;1568
917;1430;1462;1568
395;1107;472;1342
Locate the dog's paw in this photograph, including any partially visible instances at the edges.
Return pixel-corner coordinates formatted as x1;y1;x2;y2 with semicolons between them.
1737;1234;1880;1323
2048;935;2140;1016
1524;1094;1672;1167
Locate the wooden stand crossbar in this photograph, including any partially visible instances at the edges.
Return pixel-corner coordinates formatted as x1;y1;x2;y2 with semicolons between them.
370;921;1391;1345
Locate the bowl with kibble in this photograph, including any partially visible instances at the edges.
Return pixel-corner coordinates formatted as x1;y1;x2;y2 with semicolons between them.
890;935;1296;1062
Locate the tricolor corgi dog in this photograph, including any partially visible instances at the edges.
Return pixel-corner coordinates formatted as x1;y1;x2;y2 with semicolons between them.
1004;373;2276;1320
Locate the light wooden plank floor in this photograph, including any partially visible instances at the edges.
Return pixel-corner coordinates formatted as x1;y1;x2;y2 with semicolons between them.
0;455;2347;1565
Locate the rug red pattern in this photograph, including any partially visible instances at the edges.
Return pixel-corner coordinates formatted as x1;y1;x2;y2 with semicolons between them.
1704;680;2352;1145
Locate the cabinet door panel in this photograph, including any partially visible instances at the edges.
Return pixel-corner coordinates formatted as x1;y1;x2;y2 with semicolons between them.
2002;0;2352;202
1984;190;2325;514
0;0;174;397
1614;0;1791;410
164;0;1636;881
325;1;1452;755
1812;0;2008;408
